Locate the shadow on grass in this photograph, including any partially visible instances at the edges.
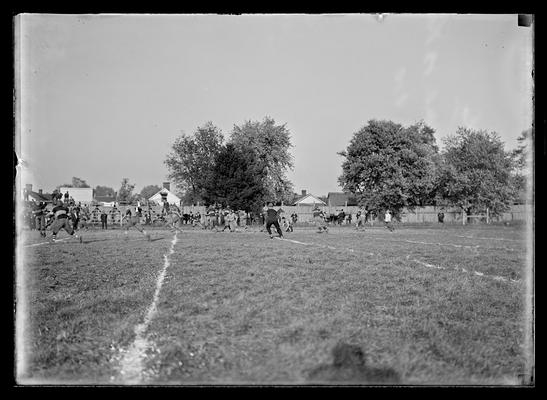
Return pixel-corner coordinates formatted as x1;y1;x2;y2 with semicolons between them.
80;236;169;244
307;342;401;385
79;238;115;244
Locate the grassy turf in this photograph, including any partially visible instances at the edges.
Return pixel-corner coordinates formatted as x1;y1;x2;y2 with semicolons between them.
17;229;172;384
16;224;531;385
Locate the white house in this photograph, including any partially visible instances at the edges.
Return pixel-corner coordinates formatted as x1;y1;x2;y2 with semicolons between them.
148;188;181;205
292;190;327;206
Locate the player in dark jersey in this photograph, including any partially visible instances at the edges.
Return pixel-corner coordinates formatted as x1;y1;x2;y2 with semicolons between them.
191;211;204;229
265;202;283;239
161;200;170;218
122;207;151;241
355;206;367;230
47;200;82;243
70;205;81;231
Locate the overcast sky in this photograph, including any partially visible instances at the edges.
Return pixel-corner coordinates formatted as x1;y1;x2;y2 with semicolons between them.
16;13;533;197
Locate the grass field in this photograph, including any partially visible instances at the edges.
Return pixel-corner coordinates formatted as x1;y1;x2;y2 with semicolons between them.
15;222;534;385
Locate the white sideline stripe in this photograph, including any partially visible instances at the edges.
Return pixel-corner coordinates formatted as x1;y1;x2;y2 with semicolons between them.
278;238;519;284
370;237;519;252
402;239;479;249
279;238;313;246
118;231;178;384
276;237;376;256
408;256;520;283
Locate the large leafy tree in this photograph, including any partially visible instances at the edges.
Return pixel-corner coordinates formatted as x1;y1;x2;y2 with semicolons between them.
510;128;533;199
437;127;516;216
57;176;91;189
71;177;90;188
338;119;439;215
229;116;294;203
164;122;224;202
202;143;267;212
94;185;116;197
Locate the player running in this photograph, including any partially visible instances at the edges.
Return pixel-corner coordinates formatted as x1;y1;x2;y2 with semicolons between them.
122;207;151;241
281;216;293;232
312;206;328;233
264;202;284;239
224;208;240;232
165;204;184;232
47;200;82;243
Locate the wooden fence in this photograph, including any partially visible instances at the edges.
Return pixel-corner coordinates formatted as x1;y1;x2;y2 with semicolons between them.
65;203;534;227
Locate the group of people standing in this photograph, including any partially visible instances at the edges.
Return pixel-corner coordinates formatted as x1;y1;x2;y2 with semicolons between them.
355;207;395;231
203;206;251;232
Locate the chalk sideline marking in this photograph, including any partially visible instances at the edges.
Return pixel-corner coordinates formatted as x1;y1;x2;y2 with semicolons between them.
351;234;520;252
276;236;375;256
117;231;178;384
407;256;520;283
401;239;479;249
275;237;519;284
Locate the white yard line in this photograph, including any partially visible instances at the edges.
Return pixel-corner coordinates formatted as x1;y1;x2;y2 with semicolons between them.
117;231;178;384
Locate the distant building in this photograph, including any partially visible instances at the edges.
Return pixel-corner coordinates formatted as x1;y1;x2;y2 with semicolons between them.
22;184;53;203
148;182;181;205
292;190;327;206
58;187;94;203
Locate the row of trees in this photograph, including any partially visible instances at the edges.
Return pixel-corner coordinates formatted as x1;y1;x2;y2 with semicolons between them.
165;117;530;217
59;117;531;217
164;117;294;211
338;120;531;217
